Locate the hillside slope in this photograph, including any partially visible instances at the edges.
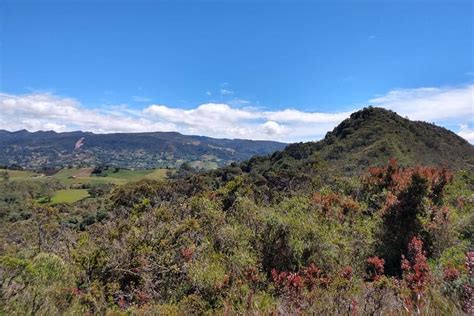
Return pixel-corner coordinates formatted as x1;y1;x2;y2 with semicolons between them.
319;107;473;172
0;130;286;170
243;107;473;177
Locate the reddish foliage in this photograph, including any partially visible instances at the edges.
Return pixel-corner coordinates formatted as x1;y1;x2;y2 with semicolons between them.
367;256;385;281
364;160;454;275
311;192;360;221
341;197;360;215
350;299;359;316
340;266;353;280
244;266;259;283
401;237;431;310
215;274;230;290
302;263;330;289
65;287;82;296
443;265;460;282
382;192;398;214
364;159;453;200
136;290;151;305
271;269;304;295
312;192;340;216
272;264;330;296
118;295;127;309
180;246;194;261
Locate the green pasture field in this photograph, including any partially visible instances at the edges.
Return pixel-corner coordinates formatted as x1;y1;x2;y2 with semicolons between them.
51;168;169;185
50;189;90;204
2;167;169;185
0;169;41;180
2;167;170;205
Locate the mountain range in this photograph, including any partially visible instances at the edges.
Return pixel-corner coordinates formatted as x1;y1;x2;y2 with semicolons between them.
0;130;286;170
1;107;473;172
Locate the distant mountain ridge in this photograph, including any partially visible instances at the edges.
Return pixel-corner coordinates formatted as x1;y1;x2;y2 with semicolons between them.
0;130;287;170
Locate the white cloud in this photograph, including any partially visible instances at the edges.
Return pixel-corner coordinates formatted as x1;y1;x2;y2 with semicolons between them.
133;96;152;102
143;103;344;141
368;84;474;143
458;124;474;143
0;92;345;142
265;109;350;123
0;84;473;143
261;121;287;136
0;93;176;134
220;89;234;95
369;85;474;123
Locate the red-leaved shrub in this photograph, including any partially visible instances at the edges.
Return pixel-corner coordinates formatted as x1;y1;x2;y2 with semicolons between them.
401;237;431;312
367;256;385;281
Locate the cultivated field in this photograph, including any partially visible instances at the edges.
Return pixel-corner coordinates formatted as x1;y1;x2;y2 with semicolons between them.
1;167;170;204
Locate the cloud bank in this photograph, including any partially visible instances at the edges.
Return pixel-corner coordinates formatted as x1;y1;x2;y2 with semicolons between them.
0;84;472;143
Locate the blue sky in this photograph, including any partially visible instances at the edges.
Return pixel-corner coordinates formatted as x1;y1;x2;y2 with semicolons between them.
1;0;473;142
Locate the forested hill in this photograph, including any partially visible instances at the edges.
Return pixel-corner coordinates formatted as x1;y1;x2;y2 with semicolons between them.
318;107;474;172
0;130;286;170
242;107;473;178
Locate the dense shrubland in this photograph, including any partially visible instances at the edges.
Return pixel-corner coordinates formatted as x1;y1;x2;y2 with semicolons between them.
0;157;472;315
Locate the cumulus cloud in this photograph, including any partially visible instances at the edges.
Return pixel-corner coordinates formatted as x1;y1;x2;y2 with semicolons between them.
264;109;350;123
0;84;473;143
143;103;344;141
0;93;176;134
0;92;345;142
261;121;287;136
220;89;234;95
458;124;474;143
369;85;474;123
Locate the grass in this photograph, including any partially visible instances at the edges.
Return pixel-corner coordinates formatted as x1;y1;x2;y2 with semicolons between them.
94;168;169;182
52;168;92;184
144;169;170;180
0;168;40;180
50;189;90;204
50;168;169;186
98;169;151;180
2;167;169;185
2;168;170;202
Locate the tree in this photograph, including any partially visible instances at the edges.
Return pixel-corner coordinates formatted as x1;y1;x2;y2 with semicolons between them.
363;160;453;275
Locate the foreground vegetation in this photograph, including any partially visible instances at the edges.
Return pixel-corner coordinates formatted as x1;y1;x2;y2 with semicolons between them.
0;158;472;315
